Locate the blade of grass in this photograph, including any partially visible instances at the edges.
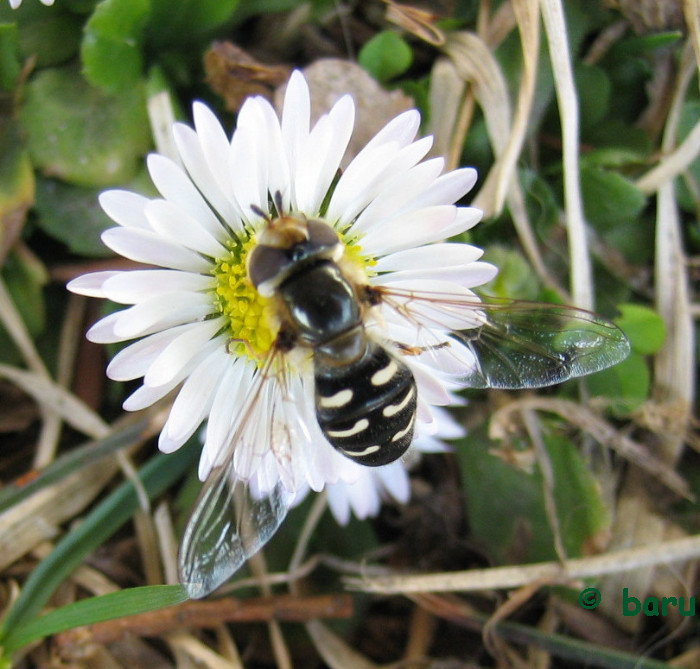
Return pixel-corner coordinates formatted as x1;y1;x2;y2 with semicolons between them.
0;414;154;514
465;606;674;669
0;436;199;643
2;585;188;654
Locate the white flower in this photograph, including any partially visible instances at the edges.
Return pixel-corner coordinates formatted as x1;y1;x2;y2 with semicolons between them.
9;0;54;8
68;70;497;524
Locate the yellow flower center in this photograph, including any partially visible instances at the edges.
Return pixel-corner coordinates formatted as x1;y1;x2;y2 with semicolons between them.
211;224;375;364
212;237;275;361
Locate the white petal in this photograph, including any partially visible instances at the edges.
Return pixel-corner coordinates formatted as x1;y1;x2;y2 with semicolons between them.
414;167;478;207
101;269;214;304
294;94;355;214
328;137;432;226
413;433;452;453
360;205;459;256
348;474;381;519
373;243;484;272
85;311;125;344
108;293;213;340
325;141;399;223
350;158;444;234
326;484;352;525
252;98;292;211
362;109;421;152
161;348;230;446
408;359;454;406
146;154;227;241
200;359;255;479
173;121;242;226
67;271;122;298
144;320;226;387
372;261;498;288
101;227;212;273
281;71;311;187
454;206;483;231
376;463;411;504
380;279;485;331
99;190;151;230
430;405;466;439
231;97;270;216
145;199;227;258
122;337;221;412
192;102;240;214
106;324;193;381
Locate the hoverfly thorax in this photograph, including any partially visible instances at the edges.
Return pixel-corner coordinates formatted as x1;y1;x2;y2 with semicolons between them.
247;215;344;297
246;214;417;467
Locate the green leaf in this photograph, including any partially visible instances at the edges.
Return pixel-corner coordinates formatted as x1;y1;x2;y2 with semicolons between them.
20;66;151;187
458;427;609;565
520;168;559;237
16;14;83;68
579;163;646;231
575;63;610;129
607;30;682;59
148;0;239;48
580;146;650;169
65;0;100;12
586;351;649;414
584;119;653;159
546;432;610;556
0;249;47;364
0;24;20;90
3;586;187;654
481;246;541;300
81;0;150;93
34;178;114;257
0;117;34;259
232;0;312;23
615;303;666;355
359;30;413;83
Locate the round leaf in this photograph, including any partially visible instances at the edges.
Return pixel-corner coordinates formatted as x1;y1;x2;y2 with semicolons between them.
0;117;34;262
615;303;666;355
586;351;649;414
580;164;646;231
21;66;151;187
359;31;413;83
148;0;239;47
575;63;610;128
34;179;114;257
81;0;150;93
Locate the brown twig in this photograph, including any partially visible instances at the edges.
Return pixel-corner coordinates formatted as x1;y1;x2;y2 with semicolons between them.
55;593;353;649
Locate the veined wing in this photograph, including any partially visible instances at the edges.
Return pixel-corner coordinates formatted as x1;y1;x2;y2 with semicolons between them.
178;347;301;599
374;282;630;390
179;473;292;599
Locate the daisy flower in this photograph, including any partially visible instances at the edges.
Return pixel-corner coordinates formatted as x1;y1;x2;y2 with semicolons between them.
68;69;497;591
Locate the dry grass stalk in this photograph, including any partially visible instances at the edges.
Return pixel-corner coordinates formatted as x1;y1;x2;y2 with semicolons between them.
344;532;700;594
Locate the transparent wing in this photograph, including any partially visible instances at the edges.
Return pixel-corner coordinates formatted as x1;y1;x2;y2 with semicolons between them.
179;474;292;599
178;347;302;599
375;283;630;389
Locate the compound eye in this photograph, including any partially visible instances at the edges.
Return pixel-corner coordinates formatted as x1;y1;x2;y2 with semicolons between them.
247;245;290;292
306;220;341;252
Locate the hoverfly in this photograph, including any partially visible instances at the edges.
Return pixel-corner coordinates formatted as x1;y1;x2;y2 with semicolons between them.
179;208;630;598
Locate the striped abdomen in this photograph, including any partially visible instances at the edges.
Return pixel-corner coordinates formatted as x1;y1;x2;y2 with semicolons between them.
314;339;417;466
